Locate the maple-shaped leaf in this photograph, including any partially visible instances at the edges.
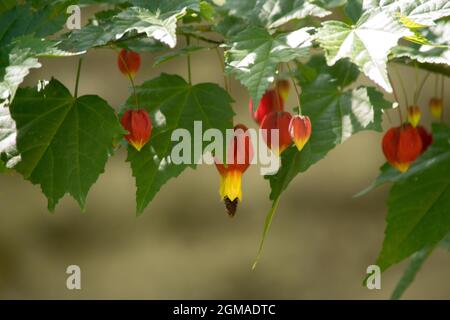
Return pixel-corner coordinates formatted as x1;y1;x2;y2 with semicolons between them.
363;0;450;26
392;20;450;67
222;0;331;28
4;78;124;211
0;36;79;107
225;27;312;110
61;1;199;51
123;74;234;214
316;9;413;92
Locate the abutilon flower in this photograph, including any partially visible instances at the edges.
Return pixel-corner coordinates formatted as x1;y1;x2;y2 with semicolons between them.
215;124;254;217
276;79;290;102
260;111;293;155
429;98;443;120
382;124;423;173
417;125;433;153
117;49;141;78
121;109;152;151
289;115;312;152
407;106;421;127
249;89;284;124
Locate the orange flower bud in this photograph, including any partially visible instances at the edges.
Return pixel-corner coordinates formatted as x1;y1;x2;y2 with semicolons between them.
382;124;423;173
416;125;432;153
249;90;284;124
407;106;421;127
215;124;254;216
117;49;141;78
260;111;292;155
121;109;152;151
429;98;443;120
289;115;312;152
276;79;290;102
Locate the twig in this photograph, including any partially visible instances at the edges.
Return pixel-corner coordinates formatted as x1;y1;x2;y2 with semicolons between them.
285;62;302;115
388;71;403;124
74;57;84;98
186;36;192;85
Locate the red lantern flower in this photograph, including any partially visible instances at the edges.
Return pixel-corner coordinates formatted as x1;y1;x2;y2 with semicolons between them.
276;79;290;102
117;49;141;78
289;115;312;152
429;98;443;120
260;111;293;155
382;124;423;173
121;109;152;151
416;125;433;153
215;124;254;217
249;89;284;124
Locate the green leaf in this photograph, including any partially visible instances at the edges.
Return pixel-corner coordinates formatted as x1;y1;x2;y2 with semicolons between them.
392;20;450;66
0;105;18;167
222;0;331;28
390;246;433;300
131;0;199;15
363;0;450;26
5;78;124;211
376;124;450;271
0;36;79;107
0;0;15;14
110;7;183;49
391;231;450;300
225;27;312;109
153;45;207;66
253;55;392;266
0;3;69;46
61;2;199;51
316;9;412;92
314;0;348;9
124;74;234;214
345;0;363;24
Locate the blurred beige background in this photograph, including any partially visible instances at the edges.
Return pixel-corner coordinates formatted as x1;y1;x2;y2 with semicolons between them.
0;32;449;299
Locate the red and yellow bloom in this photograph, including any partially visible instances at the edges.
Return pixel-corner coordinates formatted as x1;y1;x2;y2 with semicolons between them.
121;109;152;151
407;105;421;127
117;49;141;78
382;124;422;173
429;98;443;120
260;111;293;155
215;124;254;216
249;89;284;124
289;115;312;152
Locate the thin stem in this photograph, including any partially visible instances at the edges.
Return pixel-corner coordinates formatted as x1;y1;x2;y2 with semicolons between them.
215;47;228;92
286;62;302;115
186;35;192;85
414;72;431;105
414;63;419;104
74;57;84;98
441;74;445;121
393;65;409;107
435;73;439;97
388;71;403;124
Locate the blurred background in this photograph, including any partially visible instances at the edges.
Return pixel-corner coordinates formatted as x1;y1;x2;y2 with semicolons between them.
0;11;449;299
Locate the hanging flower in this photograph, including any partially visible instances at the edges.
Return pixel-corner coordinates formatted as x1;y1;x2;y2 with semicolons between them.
215;124;254;217
382;124;423;172
289;115;312;152
121;109;152;151
117;49;141;78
